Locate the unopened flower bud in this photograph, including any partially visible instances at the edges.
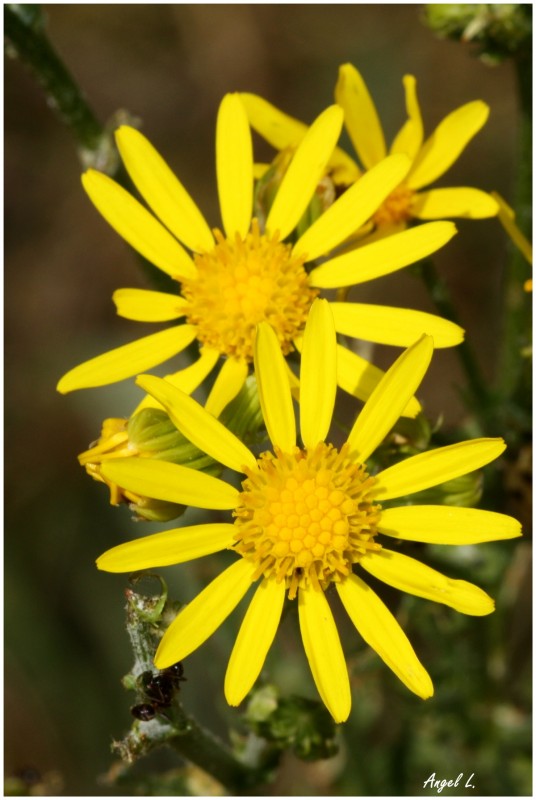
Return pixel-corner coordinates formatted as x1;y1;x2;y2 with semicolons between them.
79;377;265;520
245;684;338;761
423;4;531;63
254;149;336;240
79;409;217;521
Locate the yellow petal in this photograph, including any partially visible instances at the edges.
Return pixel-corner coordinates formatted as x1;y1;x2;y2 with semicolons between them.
337;575;433;698
100;458;239;510
412;187;499;220
216;94;253;239
293;154;411;262
113;288;189;322
266;105;344;241
335;63;386;169
115;126;214;252
298;587;351;723
330;302;464;348
309;221;457;288
97;523;235;573
361;549;495;615
390;75;423;161
240;92;310;149
205;357;249;417
407;101;490;190
492;191;533;264
336;343;421;418
299;299;337;449
136;374;257;473
155;559;256;668
225;577;285;706
57;325;197;393
133;348;220;413
240;92;360;184
378;505;522;545
81;170;196;279
346;335;433;463
254;323;296;452
375;438;506;501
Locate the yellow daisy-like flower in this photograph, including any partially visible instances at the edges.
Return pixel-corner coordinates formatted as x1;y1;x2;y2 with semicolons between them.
57;93;462;416
96;300;520;723
242;63;499;238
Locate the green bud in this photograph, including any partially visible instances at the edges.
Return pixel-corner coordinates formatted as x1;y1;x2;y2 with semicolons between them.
79;410;217;521
245;684;338;761
295;175;336;241
253;150;336;242
406;471;484;507
220;375;265;447
127;407;217;472
80;377;266;521
423;4;532;64
253;150;294;229
368;411;433;472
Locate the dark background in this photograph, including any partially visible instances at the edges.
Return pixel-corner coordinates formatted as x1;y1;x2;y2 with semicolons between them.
5;4;531;795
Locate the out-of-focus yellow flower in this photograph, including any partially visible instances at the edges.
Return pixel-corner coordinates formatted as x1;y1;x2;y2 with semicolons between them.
96;300;520;723
57;93;462;415
242;63;499;242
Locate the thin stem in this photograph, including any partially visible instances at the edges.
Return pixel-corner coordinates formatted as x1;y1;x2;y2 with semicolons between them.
115;583;271;794
5;4;175;291
5;5;103;152
166;705;265;792
496;52;532;408
415;258;495;431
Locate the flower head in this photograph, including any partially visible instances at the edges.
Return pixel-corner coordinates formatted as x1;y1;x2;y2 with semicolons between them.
242;63;499;240
58;94;462;415
78;376;264;520
96;300;520;722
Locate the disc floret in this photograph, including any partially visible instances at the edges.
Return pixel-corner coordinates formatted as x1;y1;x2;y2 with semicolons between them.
233;442;381;599
373;183;414;227
181;220;317;361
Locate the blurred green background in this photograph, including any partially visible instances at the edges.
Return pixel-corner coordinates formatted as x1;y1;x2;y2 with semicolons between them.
5;4;531;795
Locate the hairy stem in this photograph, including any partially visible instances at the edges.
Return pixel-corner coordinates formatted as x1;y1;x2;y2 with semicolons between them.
5;5;103;152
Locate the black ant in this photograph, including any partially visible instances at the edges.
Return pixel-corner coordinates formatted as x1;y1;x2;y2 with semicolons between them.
130;662;186;721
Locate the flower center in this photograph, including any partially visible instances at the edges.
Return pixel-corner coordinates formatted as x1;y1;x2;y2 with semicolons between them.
233;443;381;598
373;183;414;227
181;220;317;362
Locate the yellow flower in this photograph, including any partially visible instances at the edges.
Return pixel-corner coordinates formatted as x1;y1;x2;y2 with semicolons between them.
78;409;214;521
96;300;520;723
241;63;499;238
57;93;462;415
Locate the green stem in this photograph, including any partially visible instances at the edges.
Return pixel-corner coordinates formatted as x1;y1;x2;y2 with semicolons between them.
496;52;532;408
166;706;264;792
415;258;495;432
5;4;175;291
116;583;270;794
5;5;103;152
